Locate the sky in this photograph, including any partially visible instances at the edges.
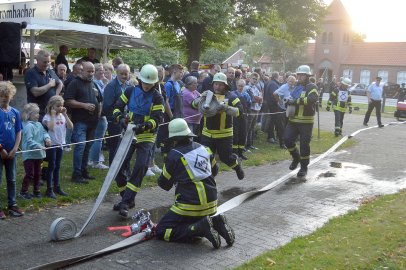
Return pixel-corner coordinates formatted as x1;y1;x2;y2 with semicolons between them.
325;0;406;42
1;0;404;42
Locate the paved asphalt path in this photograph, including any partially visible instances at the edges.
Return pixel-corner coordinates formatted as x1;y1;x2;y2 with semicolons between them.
1;111;405;270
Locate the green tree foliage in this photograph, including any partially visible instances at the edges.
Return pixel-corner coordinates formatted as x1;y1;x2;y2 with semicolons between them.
70;0;130;34
352;32;366;42
128;0;326;67
114;32;179;70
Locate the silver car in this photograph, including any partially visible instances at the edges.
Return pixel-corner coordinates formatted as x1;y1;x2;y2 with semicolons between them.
349;83;367;96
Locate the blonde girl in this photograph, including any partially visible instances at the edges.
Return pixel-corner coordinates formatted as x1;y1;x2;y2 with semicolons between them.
42;96;73;198
20;103;51;199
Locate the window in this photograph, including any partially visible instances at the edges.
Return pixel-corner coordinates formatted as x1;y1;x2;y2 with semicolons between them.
360;70;370;85
328;32;333;43
343;69;353;80
377;70;388;83
343;33;349;44
397;71;406;84
322;32;327;44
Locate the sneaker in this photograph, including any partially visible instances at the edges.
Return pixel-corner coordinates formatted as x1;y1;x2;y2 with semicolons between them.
8;205;24;217
0;210;6;219
378;124;384;128
145;168;155;177
289;159;300;170
363;122;368;127
239;154;248;160
45;189;57;199
249;145;259;150
71;175;89;184
212;214;235;246
297;167;308;178
54;187;68;196
267;138;277;144
64;146;72;152
82;171;95;180
19;192;32;200
93;162;109;170
234;165;245;180
33;191;42;199
151;164;162;174
87;161;96;167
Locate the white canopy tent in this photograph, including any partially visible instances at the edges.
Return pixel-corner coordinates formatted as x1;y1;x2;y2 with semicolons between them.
8;17;151;65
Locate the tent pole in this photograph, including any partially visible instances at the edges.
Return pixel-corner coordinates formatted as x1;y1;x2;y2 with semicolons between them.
30;29;35;68
103;35;108;63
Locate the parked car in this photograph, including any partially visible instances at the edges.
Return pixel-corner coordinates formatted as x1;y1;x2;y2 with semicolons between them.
349;83;367;96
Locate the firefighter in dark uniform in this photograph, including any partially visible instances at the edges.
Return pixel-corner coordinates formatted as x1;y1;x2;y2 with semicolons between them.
193;72;245;180
112;64;164;217
284;65;319;178
156;118;235;248
326;77;352;136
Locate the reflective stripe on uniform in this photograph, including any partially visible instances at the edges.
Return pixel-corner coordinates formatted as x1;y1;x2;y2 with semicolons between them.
202;127;233;138
162;164;171;180
152;104;165;112
175;200;217;211
126;182;140;192
180;156;194;180
170;204;217;217
120;93;128;103
164;228;172;241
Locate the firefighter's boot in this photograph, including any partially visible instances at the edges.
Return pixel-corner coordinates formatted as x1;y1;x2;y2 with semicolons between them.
289;149;300;170
212;214;235;246
234;164;245;180
297;159;309;178
189;216;221;249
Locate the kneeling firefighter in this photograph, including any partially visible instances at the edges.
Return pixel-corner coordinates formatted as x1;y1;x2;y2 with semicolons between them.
283;65;319;177
156;118;235;248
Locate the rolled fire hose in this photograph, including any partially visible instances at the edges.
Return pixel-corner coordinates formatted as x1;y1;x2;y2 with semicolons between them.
32;121;405;269
49;124;137;241
197;90;224;117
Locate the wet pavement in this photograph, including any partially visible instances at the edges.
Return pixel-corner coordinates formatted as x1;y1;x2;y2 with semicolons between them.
1;112;406;270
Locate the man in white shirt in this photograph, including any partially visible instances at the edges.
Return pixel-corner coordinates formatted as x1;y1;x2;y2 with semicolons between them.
363;76;384;127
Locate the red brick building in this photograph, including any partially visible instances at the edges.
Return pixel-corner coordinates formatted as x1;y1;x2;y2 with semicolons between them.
309;0;406;85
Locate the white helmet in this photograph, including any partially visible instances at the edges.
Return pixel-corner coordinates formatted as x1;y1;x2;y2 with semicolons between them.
139;64;158;84
212;72;229;88
341;77;352;86
168;118;196;139
296;65;312;76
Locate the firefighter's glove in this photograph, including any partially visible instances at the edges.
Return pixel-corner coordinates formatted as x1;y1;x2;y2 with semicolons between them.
119;118;128;130
284;98;296;106
326;106;330;111
225;106;239;117
218;102;228;112
133;122;152;135
349;107;352;114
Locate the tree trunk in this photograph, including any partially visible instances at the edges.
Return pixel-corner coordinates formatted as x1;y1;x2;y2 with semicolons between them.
185;23;204;69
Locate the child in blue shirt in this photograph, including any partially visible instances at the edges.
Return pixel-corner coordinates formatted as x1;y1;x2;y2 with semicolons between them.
0;82;23;218
20;103;51;199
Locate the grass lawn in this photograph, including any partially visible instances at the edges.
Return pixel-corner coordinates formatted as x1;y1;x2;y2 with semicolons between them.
0;128;348;212
236;189;406;269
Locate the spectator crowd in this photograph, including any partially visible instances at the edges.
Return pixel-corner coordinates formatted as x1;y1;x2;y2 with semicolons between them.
2;45;357;220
